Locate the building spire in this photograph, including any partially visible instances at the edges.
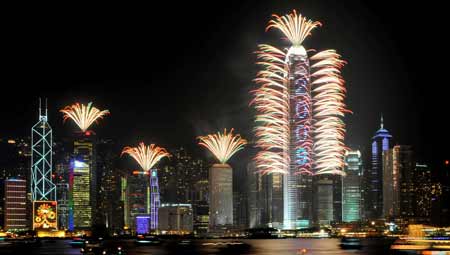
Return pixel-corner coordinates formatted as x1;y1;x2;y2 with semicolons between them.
380;114;384;129
39;97;42;117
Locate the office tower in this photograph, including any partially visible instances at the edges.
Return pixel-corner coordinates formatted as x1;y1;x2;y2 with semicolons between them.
247;162;262;228
233;161;248;229
122;142;169;234
150;169;160;230
252;11;349;229
158;148;207;205
4;178;28;231
96;139;123;233
60;102;109;231
53;140;71;230
31;100;56;202
383;145;415;222
209;164;233;230
366;116;392;220
192;179;209;236
69;134;96;230
412;163;440;223
247;161;284;229
31;100;57;231
127;172;149;233
342;150;363;222
197;129;246;232
158;203;193;234
313;176;334;225
120;176;129;230
193;200;209;236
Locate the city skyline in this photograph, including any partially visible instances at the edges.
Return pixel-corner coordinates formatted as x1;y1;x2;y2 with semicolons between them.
2;1;448;169
0;3;449;253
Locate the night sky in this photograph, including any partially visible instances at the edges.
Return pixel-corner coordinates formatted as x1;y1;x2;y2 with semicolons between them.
2;1;449;167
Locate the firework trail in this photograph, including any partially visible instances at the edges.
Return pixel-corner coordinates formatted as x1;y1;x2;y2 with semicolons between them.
60;102;109;132
198;128;247;164
122;142;170;171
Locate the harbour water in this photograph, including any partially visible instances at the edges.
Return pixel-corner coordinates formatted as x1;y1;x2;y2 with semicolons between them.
1;238;395;255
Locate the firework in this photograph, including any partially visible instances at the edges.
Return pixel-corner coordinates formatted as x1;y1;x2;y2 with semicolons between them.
252;10;349;176
60;102;109;132
198;129;247;164
121;142;170;171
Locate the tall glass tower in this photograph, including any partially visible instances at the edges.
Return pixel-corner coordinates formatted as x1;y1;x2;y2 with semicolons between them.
367;116;392;219
342;150;363;222
253;11;349;230
150;169;160;230
31;99;56;201
69;134;96;230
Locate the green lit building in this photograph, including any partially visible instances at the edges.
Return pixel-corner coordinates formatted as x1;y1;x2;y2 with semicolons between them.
342;150;363;222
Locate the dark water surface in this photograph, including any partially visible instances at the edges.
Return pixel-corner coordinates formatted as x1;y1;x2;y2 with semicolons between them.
1;238;394;255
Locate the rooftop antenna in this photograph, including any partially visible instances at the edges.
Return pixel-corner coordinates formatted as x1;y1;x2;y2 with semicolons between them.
380;113;384;129
39;97;42;117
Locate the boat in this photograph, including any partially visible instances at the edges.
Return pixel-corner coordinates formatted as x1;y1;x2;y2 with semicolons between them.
339;237;362;249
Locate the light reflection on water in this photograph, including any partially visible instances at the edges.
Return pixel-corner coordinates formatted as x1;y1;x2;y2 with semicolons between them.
15;238;392;255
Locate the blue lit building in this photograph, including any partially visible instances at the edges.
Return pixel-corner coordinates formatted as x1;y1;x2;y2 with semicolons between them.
342;150;363;222
366;116;392;220
150;169;160;230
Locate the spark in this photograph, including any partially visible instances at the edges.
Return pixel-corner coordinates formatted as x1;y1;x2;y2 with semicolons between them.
198;128;247;164
252;10;349;176
60;102;109;132
267;10;321;47
122;142;170;171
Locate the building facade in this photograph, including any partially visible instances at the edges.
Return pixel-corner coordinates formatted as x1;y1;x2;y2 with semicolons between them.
366;116;392;220
342;150;363;222
69;134;96;230
4;178;28;231
158;203;193;234
209;164;233;232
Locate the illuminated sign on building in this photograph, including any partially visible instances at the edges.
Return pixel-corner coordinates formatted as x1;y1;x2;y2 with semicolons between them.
33;201;58;230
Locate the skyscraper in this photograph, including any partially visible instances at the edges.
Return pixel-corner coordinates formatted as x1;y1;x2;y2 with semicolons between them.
209;164;233;231
150;169;160;230
366;116;392;220
383;145;414;221
4;178;28;231
342;150;363;222
31;100;56;202
252;11;349;229
69;134;96;230
127;172;149;233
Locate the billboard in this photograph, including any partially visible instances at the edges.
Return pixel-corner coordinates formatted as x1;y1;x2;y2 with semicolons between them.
33;201;58;230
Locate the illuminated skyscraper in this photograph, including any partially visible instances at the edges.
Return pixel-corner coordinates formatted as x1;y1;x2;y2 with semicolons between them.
69;134;96;230
4;178;28;231
383;146;438;223
150;169;160;230
127;172;148;233
252;11;349;229
31;100;56;202
342;150;363;222
366;116;392;220
209;164;233;231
